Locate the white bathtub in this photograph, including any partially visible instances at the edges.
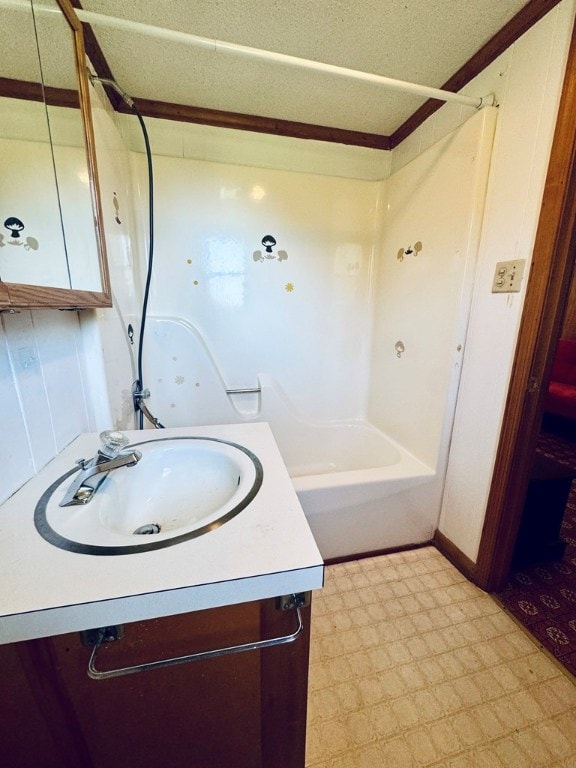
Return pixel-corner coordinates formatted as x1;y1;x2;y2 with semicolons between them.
145;320;440;560
269;415;437;560
235;376;438;560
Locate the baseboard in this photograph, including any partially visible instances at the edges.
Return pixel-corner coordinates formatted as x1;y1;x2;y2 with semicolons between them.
433;529;479;585
323;534;481;589
324;541;433;567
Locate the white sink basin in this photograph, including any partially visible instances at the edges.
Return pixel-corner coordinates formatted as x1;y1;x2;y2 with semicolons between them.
35;437;263;555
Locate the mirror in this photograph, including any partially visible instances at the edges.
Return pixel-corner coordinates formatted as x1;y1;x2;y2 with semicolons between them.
0;0;111;309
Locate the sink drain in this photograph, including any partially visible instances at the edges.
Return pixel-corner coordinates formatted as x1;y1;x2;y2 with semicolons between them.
133;523;161;535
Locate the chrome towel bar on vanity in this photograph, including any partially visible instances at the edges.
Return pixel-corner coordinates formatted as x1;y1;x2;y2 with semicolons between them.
85;593;309;680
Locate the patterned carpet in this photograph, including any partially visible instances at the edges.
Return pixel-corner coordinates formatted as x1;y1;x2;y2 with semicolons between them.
497;425;576;677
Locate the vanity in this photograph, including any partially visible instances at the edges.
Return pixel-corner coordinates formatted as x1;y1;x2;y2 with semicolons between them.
1;4;323;764
0;423;324;768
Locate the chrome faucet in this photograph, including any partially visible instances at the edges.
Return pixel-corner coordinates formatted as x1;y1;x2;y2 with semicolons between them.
59;431;142;507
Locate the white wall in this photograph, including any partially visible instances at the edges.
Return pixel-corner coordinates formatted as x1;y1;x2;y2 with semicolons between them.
118;116;391;182
114;1;575;567
3;0;573;566
0;310;91;504
0;83;142;506
127;139;383;423
424;0;576;562
369;109;496;470
87;80;142;431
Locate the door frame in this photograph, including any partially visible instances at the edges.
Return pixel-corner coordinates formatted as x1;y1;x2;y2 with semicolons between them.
474;18;576;592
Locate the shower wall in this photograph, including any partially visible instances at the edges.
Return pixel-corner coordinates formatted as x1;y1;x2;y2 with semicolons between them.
131;153;380;422
368;108;497;469
129;108;495;471
126;108;497;469
86;81;142;431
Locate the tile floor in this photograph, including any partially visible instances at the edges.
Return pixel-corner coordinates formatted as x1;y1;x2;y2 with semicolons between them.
305;546;576;767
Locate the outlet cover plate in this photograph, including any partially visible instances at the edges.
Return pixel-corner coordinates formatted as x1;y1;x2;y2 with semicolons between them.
491;259;526;293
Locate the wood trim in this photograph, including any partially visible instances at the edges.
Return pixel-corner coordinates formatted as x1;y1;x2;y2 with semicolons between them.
324;534;478;585
116;98;391;150
562;272;576;339
474;18;576;592
6;0;562;150
389;0;564;148
70;0;389;149
1;1;112;310
433;530;478;584
69;0;123;111
324;541;432;566
0;281;10;310
3;282;112;310
0;77;79;109
21;1;563;150
66;0;112;303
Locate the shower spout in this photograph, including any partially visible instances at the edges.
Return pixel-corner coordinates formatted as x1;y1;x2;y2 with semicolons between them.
88;74;135;108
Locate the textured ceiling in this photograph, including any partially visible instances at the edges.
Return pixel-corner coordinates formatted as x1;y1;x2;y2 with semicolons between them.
14;0;536;136
77;0;533;135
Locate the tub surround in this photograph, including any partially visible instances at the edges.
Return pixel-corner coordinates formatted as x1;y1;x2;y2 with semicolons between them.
144;341;437;559
133;109;494;562
0;422;323;645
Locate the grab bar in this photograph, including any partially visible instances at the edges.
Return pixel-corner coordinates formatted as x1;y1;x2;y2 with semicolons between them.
87;599;304;680
225;386;261;395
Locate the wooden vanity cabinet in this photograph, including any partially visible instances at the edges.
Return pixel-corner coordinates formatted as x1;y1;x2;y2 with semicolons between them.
2;597;311;768
1;642;85;768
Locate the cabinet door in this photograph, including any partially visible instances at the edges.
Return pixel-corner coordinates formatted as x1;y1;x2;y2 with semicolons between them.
260;598;311;768
49;602;263;768
0;641;90;767
6;597;311;768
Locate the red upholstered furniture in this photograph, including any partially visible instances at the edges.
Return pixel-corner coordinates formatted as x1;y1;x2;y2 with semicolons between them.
544;338;576;421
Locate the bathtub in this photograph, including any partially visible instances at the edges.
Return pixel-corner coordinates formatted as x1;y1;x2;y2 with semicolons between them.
268;414;437;560
145;318;440;560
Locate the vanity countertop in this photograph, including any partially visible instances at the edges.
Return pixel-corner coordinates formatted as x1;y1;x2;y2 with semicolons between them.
0;423;324;644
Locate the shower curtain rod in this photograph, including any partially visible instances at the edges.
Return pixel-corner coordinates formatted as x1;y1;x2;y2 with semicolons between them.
73;9;494;109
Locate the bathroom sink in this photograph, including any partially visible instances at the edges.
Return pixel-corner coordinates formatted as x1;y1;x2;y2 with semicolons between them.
35;436;263;555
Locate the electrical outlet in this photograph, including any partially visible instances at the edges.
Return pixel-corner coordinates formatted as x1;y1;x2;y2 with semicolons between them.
491;259;526;293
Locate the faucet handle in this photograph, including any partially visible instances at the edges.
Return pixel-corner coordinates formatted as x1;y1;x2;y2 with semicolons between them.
99;430;130;458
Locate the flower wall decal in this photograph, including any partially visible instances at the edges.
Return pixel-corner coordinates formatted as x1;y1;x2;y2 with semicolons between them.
396;241;423;261
253;234;288;263
0;216;39;251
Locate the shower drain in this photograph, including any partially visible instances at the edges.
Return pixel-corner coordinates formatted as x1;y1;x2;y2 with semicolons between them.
133;523;161;535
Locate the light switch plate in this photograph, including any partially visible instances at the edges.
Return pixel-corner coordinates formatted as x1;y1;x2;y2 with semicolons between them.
491;259;526;293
